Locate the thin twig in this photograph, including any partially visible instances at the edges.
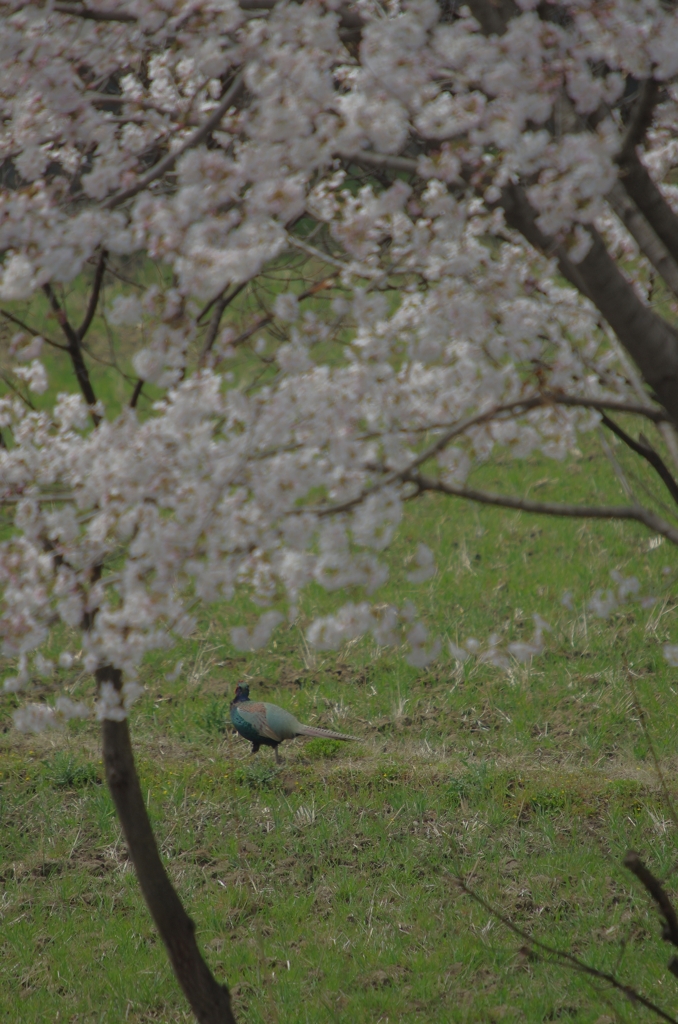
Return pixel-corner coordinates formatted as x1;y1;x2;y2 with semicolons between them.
211;277;336;358
53;2;137;22
458;878;678;1024
129;379;144;409
598;425;636;502
198;281;249;363
197;280;248;327
624;852;678;948
0;308;68;351
0;493;76;505
103;72;244;211
628;681;678;851
346;150;419;174
42;284;100;424
305;393;667;519
601;413;678;507
405;470;678;546
0;372;35;410
77;250;107;342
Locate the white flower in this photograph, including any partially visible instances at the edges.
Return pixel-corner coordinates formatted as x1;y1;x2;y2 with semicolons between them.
0;255;36;300
108;295;143;326
448;641;469;663
35;653;54;678
55;696;90;720
14;336;44;362
231;611;284;651
439;447;471;487
14;703;57;732
273;292;299;322
14;360;48;394
406;543;436;584
96;682;127;722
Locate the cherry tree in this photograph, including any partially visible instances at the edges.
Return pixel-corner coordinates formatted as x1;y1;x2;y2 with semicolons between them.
3;0;678;1020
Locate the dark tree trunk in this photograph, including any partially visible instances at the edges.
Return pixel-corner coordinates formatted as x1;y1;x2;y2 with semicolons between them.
98;668;236;1024
619;151;678;266
500;184;678;428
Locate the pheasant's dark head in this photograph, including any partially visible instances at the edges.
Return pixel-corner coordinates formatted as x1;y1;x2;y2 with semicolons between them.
233;683;250;703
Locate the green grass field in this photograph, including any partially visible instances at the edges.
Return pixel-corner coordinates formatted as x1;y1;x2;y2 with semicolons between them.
3;272;678;1022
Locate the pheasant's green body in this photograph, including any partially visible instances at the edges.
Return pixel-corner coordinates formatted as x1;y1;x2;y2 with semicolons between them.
230;685;358;762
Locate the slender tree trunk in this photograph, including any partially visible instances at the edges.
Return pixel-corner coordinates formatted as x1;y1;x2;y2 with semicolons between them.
98;668;236;1024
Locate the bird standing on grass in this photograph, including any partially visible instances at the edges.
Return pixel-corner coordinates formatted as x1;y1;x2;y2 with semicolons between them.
230;684;358;763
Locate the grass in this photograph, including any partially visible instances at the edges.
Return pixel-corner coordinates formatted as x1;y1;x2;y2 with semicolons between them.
3;271;678;1020
3;452;678;1023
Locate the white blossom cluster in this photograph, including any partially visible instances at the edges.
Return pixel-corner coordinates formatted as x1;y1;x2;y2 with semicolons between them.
1;0;678;725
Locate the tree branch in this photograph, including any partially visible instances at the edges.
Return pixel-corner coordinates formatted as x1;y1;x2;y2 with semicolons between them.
617;152;678;267
98;667;236;1024
458;877;678;1024
208;277;336;363
499;185;678;427
198;281;249;363
42;284;101;424
600;412;678;507
465;0;519;37
624;852;678;949
103;72;244;212
0;308;68;351
129;379;144;408
306;393;666;518
53;2;137;22
77;250;107;342
405;470;678;546
618;78;659;163
347;150;420;175
606;182;678;301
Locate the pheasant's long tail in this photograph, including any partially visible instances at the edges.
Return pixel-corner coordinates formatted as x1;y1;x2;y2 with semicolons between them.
296;725;359;741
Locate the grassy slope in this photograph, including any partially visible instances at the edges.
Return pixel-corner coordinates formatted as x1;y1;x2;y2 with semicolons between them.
3;276;678;1021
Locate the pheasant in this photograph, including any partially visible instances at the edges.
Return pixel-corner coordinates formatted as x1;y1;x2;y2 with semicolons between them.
230;684;358;763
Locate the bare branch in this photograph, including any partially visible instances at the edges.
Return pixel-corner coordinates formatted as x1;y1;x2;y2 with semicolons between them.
103;72;244;212
347;151;419;175
77;250;107;342
43;284;101;424
0;371;36;411
624;852;678;948
129;379;144;409
628;682;678;864
0;308;68;351
0;492;76;505
600;413;678;507
210;277;336;361
198;281;249;363
53;2;137;22
308;393;667;518
405;470;678;546
458;878;678;1024
85;92;200;123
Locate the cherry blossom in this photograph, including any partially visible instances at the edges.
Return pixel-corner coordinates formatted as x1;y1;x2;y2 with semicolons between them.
3;4;678;1015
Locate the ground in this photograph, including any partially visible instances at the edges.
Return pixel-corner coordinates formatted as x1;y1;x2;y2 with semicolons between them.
2;269;678;1021
3;445;678;1023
